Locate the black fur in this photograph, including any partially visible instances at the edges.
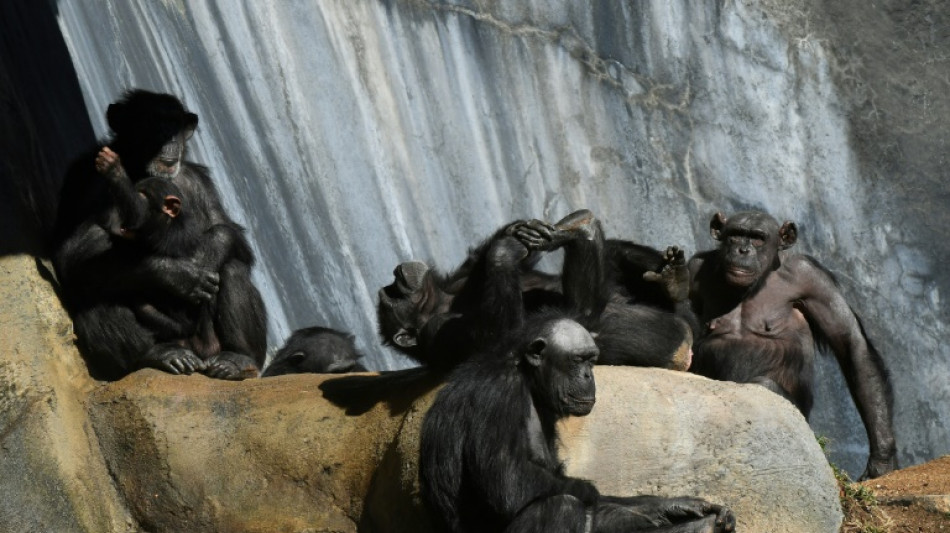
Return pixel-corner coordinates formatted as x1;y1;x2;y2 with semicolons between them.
51;89;266;380
420;313;735;533
263;326;367;376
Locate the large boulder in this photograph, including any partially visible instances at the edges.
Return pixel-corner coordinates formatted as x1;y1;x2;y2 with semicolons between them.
0;255;842;532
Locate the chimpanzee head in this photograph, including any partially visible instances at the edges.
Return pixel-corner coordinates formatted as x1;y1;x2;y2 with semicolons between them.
521;318;599;417
377;261;448;353
106;89;199;179
130;177;183;246
710;211;797;288
263;327;365;377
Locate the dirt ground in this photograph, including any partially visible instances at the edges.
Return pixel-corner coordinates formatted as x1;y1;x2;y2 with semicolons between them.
842;455;950;532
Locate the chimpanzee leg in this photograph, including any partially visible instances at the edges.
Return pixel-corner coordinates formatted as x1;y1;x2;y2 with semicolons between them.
504;494;589;533
557;210;607;319
72;303;153;380
212;260;267;367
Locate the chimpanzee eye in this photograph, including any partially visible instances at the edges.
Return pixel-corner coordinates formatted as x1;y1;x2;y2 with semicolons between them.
751;237;765;247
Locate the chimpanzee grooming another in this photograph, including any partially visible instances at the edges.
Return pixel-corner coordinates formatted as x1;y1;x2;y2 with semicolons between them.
262;326;367;377
52;89;267;380
421;313;735;533
377;209;695;373
688;211;897;479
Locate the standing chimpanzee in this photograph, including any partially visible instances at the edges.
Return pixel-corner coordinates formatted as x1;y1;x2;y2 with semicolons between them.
421;313;736;533
52;89;267;380
687;211;896;479
377;209;695;373
262;326;367;377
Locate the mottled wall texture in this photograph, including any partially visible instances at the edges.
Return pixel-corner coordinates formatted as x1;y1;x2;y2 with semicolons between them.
1;0;945;478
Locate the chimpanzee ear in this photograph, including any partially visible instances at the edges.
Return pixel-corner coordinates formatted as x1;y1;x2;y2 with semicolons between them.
183;112;198;140
162;196;182;218
710;212;728;241
524;338;546;367
779;221;798;250
393;328;418;348
106;103;128;136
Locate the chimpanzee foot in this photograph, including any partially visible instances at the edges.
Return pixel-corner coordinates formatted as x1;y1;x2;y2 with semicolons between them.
642;246;690;302
202;351;260;380
139;343;206;375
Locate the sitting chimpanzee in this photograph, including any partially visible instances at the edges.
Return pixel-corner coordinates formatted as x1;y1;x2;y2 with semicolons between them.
262;326;367;377
687;211;896;479
92;170;259;379
421;312;735;533
51;89;267;380
377;209;695;372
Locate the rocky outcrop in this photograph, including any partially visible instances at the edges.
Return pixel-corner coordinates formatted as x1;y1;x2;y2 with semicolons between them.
0;256;133;532
0;254;842;532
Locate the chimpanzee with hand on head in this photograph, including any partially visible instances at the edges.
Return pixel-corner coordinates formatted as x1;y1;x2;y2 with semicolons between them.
687;210;897;479
378;209;696;372
52;89;266;380
322;209;693;413
420;311;735;533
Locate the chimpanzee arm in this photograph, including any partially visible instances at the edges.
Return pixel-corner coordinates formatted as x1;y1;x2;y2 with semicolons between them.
597;495;735;531
95;147;150;231
191;222;254;271
509;210;608;318
472;445;599;519
54;221;219;305
794;256;897;479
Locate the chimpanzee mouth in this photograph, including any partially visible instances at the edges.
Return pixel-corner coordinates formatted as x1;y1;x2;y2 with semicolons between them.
725;266;755;278
565;394;595;407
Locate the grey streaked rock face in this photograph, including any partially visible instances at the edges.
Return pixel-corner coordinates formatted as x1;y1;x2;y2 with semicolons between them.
48;0;950;478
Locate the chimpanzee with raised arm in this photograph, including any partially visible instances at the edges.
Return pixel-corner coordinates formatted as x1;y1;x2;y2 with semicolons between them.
377;209;695;371
687;210;896;479
52;89;266;380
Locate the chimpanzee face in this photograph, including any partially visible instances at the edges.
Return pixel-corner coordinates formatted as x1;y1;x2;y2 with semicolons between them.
524;319;599;417
377;261;440;349
710;211;797;288
146;133;187;179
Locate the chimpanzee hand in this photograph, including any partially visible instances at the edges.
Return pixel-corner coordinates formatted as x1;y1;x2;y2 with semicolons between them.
95;146;129;182
859;452;898;480
661;498;735;532
506;219;558;251
202;352;260;380
152;257;220;305
642;246;690;302
139;344;206;375
562;477;600;506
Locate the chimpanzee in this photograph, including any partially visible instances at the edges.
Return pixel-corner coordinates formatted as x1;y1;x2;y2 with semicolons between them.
687;210;896;479
51;89;267;380
96;168;259;379
377;209;695;372
262;326;367;377
421;312;735;533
